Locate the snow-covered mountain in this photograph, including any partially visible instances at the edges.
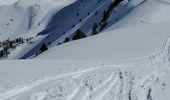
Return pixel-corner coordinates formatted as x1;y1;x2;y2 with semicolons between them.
1;0;170;100
1;0;139;59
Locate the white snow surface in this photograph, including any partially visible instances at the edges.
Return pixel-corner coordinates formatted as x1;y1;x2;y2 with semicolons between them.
36;22;170;61
1;0;170;100
0;0;76;40
106;0;170;30
1;52;170;100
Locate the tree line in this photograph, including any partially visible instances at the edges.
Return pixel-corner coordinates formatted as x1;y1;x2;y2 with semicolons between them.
0;37;33;59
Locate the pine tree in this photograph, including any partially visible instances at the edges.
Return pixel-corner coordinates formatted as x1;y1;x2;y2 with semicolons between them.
63;37;70;43
92;23;98;35
73;30;86;40
40;43;48;53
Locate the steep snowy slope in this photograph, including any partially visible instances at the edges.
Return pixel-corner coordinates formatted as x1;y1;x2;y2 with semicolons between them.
106;0;170;30
0;0;77;40
34;0;170;61
1;0;170;60
2;0;120;59
8;0;170;60
36;22;170;61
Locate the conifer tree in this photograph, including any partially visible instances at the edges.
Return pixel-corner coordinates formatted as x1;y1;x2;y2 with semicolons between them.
73;30;86;40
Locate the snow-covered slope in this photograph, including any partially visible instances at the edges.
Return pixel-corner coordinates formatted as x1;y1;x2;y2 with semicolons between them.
36;22;170;61
34;0;170;61
106;0;170;30
1;0;170;59
1;0;170;100
1;0;119;59
0;0;77;40
0;48;170;100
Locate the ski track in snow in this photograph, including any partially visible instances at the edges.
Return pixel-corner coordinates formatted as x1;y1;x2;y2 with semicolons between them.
0;63;168;100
